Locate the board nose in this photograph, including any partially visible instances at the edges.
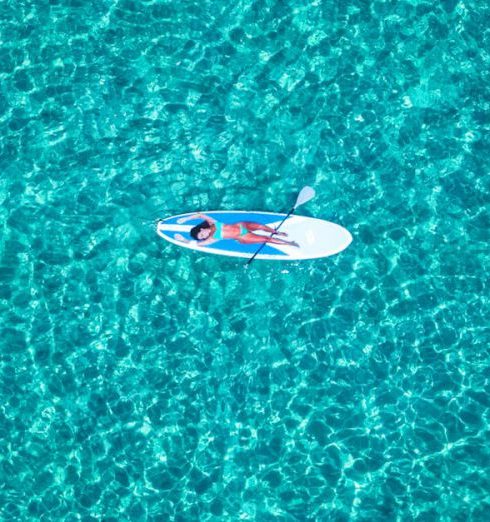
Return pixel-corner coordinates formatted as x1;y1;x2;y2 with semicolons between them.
158;223;192;233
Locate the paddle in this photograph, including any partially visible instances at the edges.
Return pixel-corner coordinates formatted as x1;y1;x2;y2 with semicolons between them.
246;186;316;266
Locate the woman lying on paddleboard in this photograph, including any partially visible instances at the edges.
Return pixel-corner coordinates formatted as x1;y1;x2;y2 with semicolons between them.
175;213;299;247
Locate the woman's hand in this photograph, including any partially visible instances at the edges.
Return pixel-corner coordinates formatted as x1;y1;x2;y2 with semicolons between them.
174;233;197;245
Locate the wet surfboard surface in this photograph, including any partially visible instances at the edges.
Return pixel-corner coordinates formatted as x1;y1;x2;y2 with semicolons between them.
156;211;352;261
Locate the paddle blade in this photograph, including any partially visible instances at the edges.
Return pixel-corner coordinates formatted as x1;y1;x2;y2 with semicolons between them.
294;186;315;209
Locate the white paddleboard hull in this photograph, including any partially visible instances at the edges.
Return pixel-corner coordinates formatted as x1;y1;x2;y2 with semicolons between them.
156;211;352;261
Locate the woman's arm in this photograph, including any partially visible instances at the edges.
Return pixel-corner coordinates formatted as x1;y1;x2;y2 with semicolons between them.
195;237;219;247
197;213;216;223
174;234;219;247
174;233;196;244
177;213;216;224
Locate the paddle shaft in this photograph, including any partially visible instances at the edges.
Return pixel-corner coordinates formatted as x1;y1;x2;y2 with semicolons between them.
246;206;295;265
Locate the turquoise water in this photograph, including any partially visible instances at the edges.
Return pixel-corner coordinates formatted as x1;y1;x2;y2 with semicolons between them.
1;0;489;519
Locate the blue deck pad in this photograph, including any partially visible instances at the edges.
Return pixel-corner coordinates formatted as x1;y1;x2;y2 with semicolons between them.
173;235;285;256
164;212;291;257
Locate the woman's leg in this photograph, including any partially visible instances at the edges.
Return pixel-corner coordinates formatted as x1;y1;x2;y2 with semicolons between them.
241;221;287;236
238;233;298;247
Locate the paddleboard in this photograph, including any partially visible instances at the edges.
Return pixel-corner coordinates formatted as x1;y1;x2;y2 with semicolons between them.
156;211;352;261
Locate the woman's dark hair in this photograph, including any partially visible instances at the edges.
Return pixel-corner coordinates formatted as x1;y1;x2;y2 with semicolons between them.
190;220;211;240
